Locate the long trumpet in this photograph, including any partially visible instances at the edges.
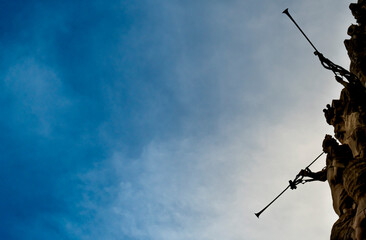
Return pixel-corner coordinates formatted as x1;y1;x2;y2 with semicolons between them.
282;8;319;53
254;152;324;218
283;8;361;88
254;185;291;218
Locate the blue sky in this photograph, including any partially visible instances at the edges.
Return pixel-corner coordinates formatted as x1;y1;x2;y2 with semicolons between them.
0;0;356;239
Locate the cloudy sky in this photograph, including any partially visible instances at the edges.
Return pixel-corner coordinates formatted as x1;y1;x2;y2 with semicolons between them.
0;0;357;239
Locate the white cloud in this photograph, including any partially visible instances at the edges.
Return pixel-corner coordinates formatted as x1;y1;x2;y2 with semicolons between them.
80;116;334;239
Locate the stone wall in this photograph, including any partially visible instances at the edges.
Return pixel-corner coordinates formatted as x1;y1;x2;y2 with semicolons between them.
323;1;366;239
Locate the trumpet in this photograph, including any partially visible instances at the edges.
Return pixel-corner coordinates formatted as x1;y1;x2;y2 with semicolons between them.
254;152;324;218
282;8;319;53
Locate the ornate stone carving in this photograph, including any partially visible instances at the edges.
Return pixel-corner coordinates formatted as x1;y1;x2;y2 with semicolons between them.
321;1;366;238
299;1;366;238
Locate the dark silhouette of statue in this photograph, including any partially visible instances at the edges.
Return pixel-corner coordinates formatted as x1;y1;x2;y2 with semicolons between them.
300;135;355;239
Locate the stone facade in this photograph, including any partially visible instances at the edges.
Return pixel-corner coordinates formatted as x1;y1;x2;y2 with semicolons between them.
324;1;366;239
